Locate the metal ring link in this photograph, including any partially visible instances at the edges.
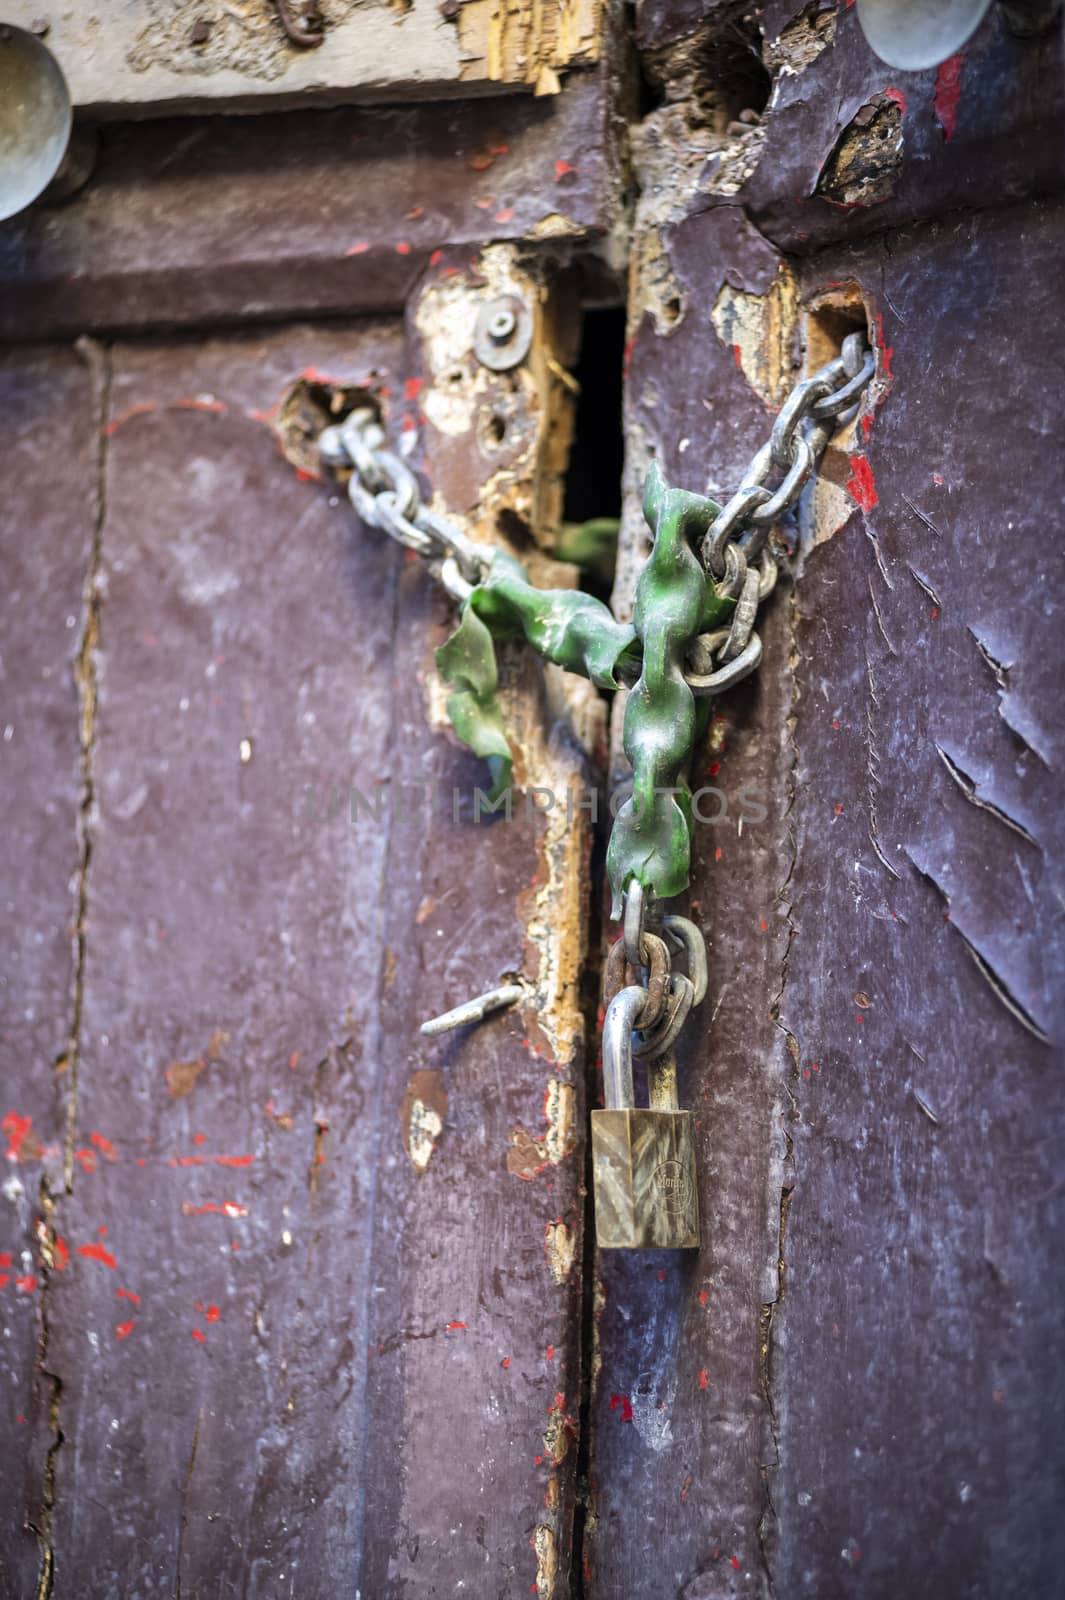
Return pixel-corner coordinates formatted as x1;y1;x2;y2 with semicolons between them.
841;331;868;377
415;506;492;586
758;550;778;601
686;631;762;696
373;492;437;557
686;630;730;679
662;915;707;1006
716;540;748;600
703;480;773;576
811;351;875;419
318;423;351;468
720;564;761;663
339;411;390;492
623;880;647;967
439;556;474;603
633;973;695;1060
769;365;842;469
746;433;814;528
604;930;671;1032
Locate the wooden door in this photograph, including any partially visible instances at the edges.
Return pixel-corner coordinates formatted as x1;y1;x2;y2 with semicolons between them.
2;5;1063;1598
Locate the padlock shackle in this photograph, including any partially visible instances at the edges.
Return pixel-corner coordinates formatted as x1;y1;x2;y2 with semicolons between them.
602;985;646;1111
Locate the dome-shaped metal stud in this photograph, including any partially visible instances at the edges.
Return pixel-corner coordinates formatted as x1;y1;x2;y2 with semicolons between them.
855;0;994;70
0;23;72;222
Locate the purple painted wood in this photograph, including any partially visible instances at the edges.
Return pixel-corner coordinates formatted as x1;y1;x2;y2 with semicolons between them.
0;344;100;1600
2;321;589;1595
770;197;1065;1600
0;71;621;342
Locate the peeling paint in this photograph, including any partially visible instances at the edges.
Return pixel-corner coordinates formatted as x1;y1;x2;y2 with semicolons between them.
507;1080;576;1179
400;1069;448;1172
711;265;799;407
533;1521;558;1598
458;0;602;94
543;1218;576;1284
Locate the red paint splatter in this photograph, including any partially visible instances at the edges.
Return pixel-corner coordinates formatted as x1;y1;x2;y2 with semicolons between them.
698;1369;709;1390
714;847;723;861
74;1148;98;1173
760;919;768;933
192;1328;206;1344
554;159;575;181
731;1555;740;1570
395;241;411;256
445;1321;467;1331
812;1062;821;1073
405;206;424;219
182;1200;249;1219
115;1319;135;1340
345;242;369;256
430;249;443;267
934;54;964;140
104;400;159;435
53;1238;69;1271
501;1356;511;1368
657;1269;666;1282
733;342;744;370
205;1305;220;1323
176;1153;254;1168
404;377;424;402
175;397;227;416
883;86;906;114
609;1393;634;1423
117;1287;140;1304
834;803;844;816
861;414;873;440
15;1275;37;1294
77;1242;116;1269
930;606;939;621
90;1131;117;1161
546;1344;555;1361
933;473;944;487
495;207;515;223
707;760;720;777
534;1454;543;1467
846;455;878;512
3;1112;34;1162
0;1253;10;1269
699;1289;709;1306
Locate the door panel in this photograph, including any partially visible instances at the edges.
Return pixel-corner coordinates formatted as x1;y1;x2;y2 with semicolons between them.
1;317;594;1596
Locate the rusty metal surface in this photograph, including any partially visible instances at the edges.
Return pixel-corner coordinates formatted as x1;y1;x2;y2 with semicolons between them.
0;70;621;343
0;344;100;1600
0;320;592;1595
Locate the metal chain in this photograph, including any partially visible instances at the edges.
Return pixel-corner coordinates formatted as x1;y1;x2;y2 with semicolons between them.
682;331;875;698
323;342;876;1058
319;409;493;602
613;332;875;1060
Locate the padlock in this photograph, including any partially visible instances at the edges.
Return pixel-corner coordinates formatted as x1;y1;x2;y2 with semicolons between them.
592;984;700;1250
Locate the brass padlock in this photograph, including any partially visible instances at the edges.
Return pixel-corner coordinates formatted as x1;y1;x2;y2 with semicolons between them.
592;984;700;1250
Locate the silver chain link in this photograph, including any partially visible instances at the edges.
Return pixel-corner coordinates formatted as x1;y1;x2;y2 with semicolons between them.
686;331;875;697
319;409;493;601
320;336;874;702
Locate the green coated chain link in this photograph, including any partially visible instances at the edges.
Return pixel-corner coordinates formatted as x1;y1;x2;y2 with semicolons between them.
605;463;721;917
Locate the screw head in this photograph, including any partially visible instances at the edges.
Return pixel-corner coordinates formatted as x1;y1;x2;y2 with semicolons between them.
488;308;517;343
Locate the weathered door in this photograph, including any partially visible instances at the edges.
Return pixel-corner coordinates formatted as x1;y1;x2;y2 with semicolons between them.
2;4;1063;1598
